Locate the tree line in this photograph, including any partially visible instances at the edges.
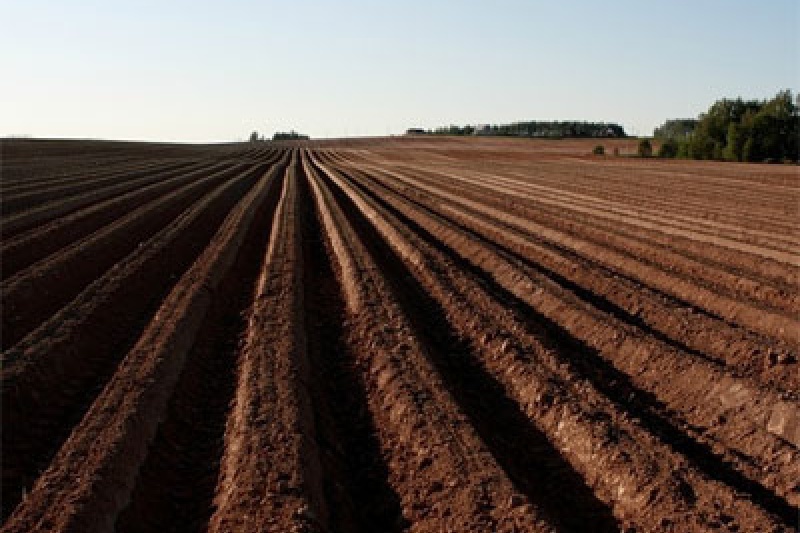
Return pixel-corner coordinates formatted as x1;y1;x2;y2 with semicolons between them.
411;121;627;138
248;130;310;142
654;90;798;163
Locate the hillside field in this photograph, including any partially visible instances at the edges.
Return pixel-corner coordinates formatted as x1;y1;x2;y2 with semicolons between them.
2;136;798;532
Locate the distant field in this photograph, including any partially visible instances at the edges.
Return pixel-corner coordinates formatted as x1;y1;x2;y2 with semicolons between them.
2;136;798;532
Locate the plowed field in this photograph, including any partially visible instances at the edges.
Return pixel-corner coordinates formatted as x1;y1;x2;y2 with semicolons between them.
2;137;798;532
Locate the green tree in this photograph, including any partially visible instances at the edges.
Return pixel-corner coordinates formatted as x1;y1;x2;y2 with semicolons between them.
712;142;724;160
724;123;742;161
653;119;697;140
657;138;679;158
687;130;714;159
742;137;756;162
637;139;653;157
756;89;797;161
657;89;798;162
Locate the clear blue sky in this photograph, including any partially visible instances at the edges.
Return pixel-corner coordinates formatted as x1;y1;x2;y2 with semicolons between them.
2;0;798;141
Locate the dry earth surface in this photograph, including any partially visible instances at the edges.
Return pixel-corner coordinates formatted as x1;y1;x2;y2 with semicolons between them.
1;136;798;532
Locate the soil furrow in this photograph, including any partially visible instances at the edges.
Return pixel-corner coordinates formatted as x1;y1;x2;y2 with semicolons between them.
3;137;797;533
0;149;207;190
1;162;251;349
0;156;286;521
114;152;285;533
313;159;619;532
306;156;556;532
418;158;799;240
0;159;235;277
360;163;799;343
302;159;406;532
0;158;168;192
208;151;329;532
0;159;192;215
357;166;800;393
0;155;232;239
385;163;800;312
337;153;800;289
500;168;798;236
1;151;284;533
353;168;800;521
386;160;800;264
338;162;800;508
315;157;794;531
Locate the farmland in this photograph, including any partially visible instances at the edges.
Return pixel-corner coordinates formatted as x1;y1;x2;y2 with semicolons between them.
1;136;798;532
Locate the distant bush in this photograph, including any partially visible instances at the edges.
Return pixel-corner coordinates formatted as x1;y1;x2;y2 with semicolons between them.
592;145;605;155
657;138;679;158
637;139;653;158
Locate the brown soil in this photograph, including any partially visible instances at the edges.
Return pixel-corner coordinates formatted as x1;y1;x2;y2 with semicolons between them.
2;137;797;532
